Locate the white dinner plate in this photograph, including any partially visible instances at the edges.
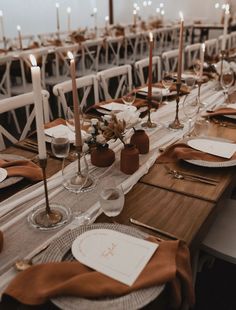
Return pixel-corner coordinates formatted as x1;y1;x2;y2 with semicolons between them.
184;137;236;168
39;223;164;310
137;87;175;97
97;102;137;115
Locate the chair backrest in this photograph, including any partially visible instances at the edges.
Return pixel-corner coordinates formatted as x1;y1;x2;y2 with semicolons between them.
134;56;162;86
53;74;99;115
0;55;12;99
103;36;124;67
218;34;231;51
97;64;133;100
230;31;236;49
162;49;184;72
51;44;80;82
185;43;201;69
11;34;35;50
81;38;103;75
124;33;141;64
0;90;50;150
205;39;219;57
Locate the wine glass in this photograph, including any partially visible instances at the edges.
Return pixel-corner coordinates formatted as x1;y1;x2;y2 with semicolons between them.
220;69;234;103
122;84;136;106
162;71;173;94
183;94;200;137
98;177;125;218
193;61;201;79
185;76;196;92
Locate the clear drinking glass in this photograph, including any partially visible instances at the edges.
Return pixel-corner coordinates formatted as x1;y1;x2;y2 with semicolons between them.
185;76;196;92
122;91;136;106
162;71;173;93
220;70;234;103
51;132;70;158
183;94;200;137
98;177;125;218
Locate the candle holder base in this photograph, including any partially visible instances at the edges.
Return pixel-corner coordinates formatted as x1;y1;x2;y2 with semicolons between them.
169;119;184;130
28;204;72;230
63;172;95;193
141;120;157;128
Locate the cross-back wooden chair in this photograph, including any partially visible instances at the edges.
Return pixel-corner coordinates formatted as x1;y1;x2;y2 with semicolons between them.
162;49;184;72
185;43;202;69
81;38;103;76
205;39;219;57
53;74;99;116
134;56;162;86
97;64;133;101
0;90;50;151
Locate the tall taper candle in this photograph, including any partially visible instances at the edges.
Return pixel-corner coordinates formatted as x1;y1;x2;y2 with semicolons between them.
30;55;47;159
56;3;60;33
67;7;71;32
67;51;82;149
133;9;137;27
17;25;23;50
148;32;153;100
200;43;205;79
222;4;230;51
177;12;184;84
0;11;5;41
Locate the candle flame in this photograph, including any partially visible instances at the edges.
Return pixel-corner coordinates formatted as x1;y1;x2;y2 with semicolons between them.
0;11;3;17
67;7;71;14
133;9;137;15
201;43;205;52
179;11;184;21
156;8;160;13
149;32;153;42
55;3;60;8
29;54;37;67
160;3;164;8
215;3;220;9
17;25;21;31
93;7;97;14
161;10;165;15
105;16;109;22
67;51;74;60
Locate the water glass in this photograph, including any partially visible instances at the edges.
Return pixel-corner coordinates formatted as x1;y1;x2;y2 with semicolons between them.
51;132;70;158
122;91;136;106
183;94;200;137
185;76;196;92
98;177;125;217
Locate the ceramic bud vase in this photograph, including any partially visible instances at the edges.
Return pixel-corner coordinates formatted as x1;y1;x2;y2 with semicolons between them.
91;144;115;167
130;129;149;154
120;144;139;175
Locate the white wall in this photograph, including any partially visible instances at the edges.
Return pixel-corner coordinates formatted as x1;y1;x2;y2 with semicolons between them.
0;0;227;38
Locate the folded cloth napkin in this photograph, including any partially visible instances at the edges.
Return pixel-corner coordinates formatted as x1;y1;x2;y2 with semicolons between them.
203;108;236;118
0;159;43;182
156;143;236;163
3;238;195;309
0;230;3;253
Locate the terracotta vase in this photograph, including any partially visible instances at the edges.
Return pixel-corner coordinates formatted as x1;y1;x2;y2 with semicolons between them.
130;129;149;154
91;144;115;167
120;144;139;175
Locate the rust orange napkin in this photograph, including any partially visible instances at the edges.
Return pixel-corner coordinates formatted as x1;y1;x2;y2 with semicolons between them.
0;159;43;182
3;238;195;309
203;107;236;118
156;143;236;163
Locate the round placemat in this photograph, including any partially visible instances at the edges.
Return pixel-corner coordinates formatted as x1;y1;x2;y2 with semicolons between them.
39;223;164;310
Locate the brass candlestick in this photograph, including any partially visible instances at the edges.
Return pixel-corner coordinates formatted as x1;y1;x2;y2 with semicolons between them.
169;82;184;130
28;158;71;230
141;97;158;128
62;147;95;193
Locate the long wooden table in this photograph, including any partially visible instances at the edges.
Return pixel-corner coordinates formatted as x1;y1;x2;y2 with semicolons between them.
1;91;236;308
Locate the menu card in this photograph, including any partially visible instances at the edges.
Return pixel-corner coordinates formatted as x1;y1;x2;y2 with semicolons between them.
188;138;236;159
71;229;158;286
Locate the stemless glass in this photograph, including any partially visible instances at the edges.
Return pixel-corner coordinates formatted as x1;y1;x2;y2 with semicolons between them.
185;76;196;92
98;177;125;218
183;94;200;137
51;132;70;158
122;84;136;106
220;70;234;103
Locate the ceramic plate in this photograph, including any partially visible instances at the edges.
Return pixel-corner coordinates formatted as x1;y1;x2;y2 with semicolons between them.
0;154;25;189
97;103;137;115
39;223;164;310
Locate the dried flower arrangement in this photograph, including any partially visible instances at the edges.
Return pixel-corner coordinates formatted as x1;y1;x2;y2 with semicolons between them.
102;114;126;145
